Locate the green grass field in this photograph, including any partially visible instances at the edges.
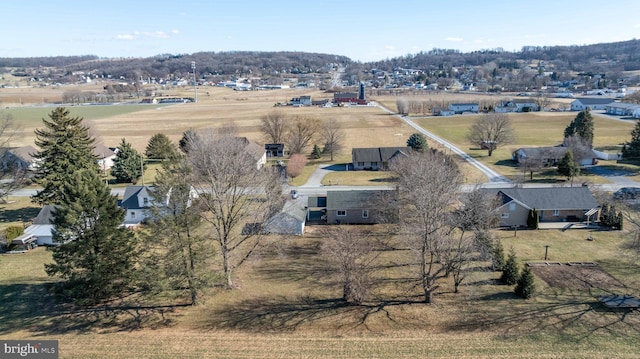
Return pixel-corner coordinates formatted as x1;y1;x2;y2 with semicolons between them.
412;112;637;182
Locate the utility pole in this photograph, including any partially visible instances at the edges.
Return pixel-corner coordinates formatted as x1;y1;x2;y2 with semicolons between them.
191;61;197;103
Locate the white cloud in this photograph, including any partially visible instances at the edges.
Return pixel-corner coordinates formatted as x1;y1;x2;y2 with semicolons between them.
116;30;177;41
116;34;136;40
444;37;463;42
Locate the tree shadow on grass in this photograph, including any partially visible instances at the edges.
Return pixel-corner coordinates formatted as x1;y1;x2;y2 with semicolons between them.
203;296;415;333
448;286;640;341
0;207;41;223
0;282;188;335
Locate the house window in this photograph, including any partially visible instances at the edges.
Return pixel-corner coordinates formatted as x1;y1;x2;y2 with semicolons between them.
130;211;136;218
501;213;509;218
552;209;560;216
362;210;369;219
337;210;347;217
371;161;378;167
143;197;149;206
509;203;516;211
357;162;364;167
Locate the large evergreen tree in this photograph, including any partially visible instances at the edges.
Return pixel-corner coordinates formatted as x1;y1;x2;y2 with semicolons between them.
45;169;138;304
563;110;594;146
32;107;98;205
622;120;640;160
145;133;177;160
111;138;144;183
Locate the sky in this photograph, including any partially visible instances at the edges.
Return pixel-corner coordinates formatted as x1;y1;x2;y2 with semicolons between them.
2;0;640;62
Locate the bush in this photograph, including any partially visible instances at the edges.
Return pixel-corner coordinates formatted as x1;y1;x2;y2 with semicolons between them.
515;266;536;299
4;226;24;240
500;249;519;285
492;239;506;271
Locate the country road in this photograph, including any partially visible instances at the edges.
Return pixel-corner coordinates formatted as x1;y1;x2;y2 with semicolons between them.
374;102;511;183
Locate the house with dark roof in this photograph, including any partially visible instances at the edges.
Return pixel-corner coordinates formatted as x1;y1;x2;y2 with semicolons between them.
352;147;411;171
265;143;285;158
487;187;600;227
325;190;395;224
570;97;615;111
512;146;597;167
118;185;154;227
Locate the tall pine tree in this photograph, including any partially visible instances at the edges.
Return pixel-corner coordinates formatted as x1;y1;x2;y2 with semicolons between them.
563;110;594;147
45;169;138;304
557;150;580;184
111;138;145;183
622;120;640;160
32;107;98;205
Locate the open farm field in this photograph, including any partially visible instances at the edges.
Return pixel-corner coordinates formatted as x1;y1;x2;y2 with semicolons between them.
2;87;414;155
412;112;637;182
1;227;639;358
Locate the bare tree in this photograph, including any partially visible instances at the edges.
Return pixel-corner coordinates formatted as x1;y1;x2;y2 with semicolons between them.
185;129;275;288
0;113;27;202
391;151;463;303
320;118;345;161
519;155;545;181
320;226;377;305
260;110;287;144
286;154;307;179
467;113;514;156
284;116;319;154
533;92;552;111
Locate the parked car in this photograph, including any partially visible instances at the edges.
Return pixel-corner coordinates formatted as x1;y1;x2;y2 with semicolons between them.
614;187;640;200
290;189;299;199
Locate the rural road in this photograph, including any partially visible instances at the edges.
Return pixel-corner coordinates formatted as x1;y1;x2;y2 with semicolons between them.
374;102;511;183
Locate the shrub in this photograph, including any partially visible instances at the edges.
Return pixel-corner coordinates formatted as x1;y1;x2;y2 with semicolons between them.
515;266;536;299
500;249;519;285
492;239;506;271
5;226;24;240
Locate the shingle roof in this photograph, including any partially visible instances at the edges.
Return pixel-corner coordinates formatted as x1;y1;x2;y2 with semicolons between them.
7;145;37;163
516;146;568;159
573;97;615;105
93;143;115;158
498;187;599;210
352;147;410;163
120;186;154;209
326;190;394;210
32;205;57;225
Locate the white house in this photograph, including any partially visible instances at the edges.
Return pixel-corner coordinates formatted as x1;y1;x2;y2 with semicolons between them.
448;103;479;114
94;143;117;171
118;185;154;227
605;103;640;116
570;98;615;111
495;99;538;113
24;205;56;245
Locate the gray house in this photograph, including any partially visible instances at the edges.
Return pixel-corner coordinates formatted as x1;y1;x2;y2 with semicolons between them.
263;196;307;235
513;146;597;167
488;187;600;227
352;147;411;171
1;145;38;171
325;190;394;224
448;103;479;114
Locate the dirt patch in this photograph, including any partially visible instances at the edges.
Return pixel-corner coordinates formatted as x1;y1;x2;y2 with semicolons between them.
529;262;627;291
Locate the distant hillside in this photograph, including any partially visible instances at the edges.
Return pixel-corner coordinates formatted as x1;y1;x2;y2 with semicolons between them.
1;39;639;90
